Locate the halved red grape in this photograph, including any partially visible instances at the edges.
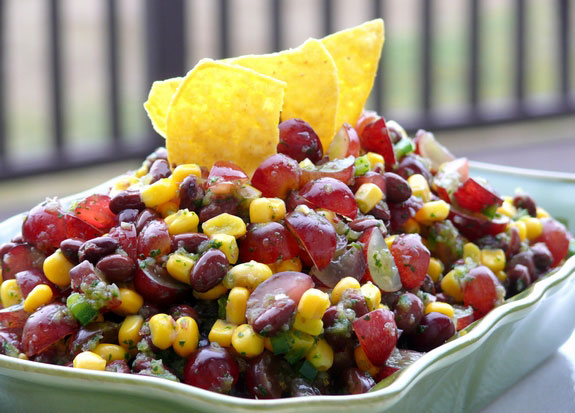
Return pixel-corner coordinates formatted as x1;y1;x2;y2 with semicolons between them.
299;177;357;219
351;171;386;194
328;123;360;160
453;177;503;213
449;206;509;240
355;110;379;137
251;154;302;198
239;222;300;264
184;344;239;394
536;218;571;267
137;219;171;260
408;312;455;352
245;352;283;399
73;194;116;232
1;244;45;281
352;308;398;366
285;210;337;270
394;292;424;333
0;304;29;329
65;214;103;241
277;118;323;163
108;223;138;262
21;303;79;357
413;129;454;172
359;227;401;292
463;265;501;315
22;199;67;254
360;117;396;171
15;269;58;298
311;244;367;288
300;156;355;187
134;260;190;306
207;161;249;187
391;234;430;290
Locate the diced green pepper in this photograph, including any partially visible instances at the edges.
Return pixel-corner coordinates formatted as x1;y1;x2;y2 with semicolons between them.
66;293;98;326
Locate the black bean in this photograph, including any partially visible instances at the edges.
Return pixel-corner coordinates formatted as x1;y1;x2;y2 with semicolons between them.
78;236;120;264
384;172;412;203
513;193;537;217
117;208;139;224
171;233;209;253
252;297;295;336
190;249;229;292
531;242;553;273
96;254;135;283
60;239;84;264
109;190;145;214
135;208;160;233
148;159;171;183
179;175;205;212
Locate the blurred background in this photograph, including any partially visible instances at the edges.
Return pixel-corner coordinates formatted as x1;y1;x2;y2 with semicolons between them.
0;0;573;220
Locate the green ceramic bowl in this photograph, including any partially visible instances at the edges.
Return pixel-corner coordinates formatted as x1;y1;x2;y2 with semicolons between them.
1;161;574;413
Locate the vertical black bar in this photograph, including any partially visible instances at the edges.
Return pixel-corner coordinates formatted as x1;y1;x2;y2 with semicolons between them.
422;0;433;122
558;0;570;103
145;0;185;144
48;0;65;160
219;0;230;58
106;0;120;145
372;0;383;114
514;0;526;110
322;0;333;36
469;0;480;112
271;0;282;51
0;0;5;172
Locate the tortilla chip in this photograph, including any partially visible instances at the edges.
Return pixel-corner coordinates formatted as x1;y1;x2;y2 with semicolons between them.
321;19;384;131
166;59;286;176
230;39;339;152
144;77;183;138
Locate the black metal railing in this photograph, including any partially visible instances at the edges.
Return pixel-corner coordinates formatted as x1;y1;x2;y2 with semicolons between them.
0;0;572;180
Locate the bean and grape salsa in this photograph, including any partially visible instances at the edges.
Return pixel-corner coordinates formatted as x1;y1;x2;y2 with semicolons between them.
0;114;573;398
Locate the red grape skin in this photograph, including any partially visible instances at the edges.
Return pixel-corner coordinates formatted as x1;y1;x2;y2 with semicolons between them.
184;344;239;394
277;118;323;163
251;154;302;198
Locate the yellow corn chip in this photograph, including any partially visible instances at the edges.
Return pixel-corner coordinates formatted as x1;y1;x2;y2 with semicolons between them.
321;19;384;131
230;39;339;152
166;59;286;176
144;77;183;138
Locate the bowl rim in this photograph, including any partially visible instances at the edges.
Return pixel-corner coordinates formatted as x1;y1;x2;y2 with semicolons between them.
1;161;574;410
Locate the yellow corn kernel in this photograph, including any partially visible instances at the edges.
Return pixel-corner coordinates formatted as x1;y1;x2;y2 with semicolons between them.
480;249;506;273
1;279;22;308
171;163;202;184
355;183;384;214
231;324;264;358
495;270;507;283
385;235;396;249
157;200;180;218
193;282;228;300
249;197;287;223
497;200;517;218
210;234;239;264
408;174;431;202
305;338;334;371
235;184;262;210
93;343;128;363
164;209;199;235
149;313;177;350
510;221;527;242
360;282;381;311
166;253;195;285
427;258;444;283
377;303;390;310
414;200;450;224
366;152;384;170
141;178;179;208
264;337;273;352
134;164;148;178
520;216;543;240
173;316;199;357
267;257;303;274
536;207;550;219
208;319;236;347
440;270;464;302
73;351;106;371
111;175;140;195
293;313;324;336
202;213;247;239
463;242;481;264
299;158;314;169
224;261;272;291
425;302;455;318
403;218;420;234
113;288;144;316
354;345;380;377
331;277;361;305
43;249;74;288
226;287;250;325
23;284;53;313
119;315;144;352
298;289;330;320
